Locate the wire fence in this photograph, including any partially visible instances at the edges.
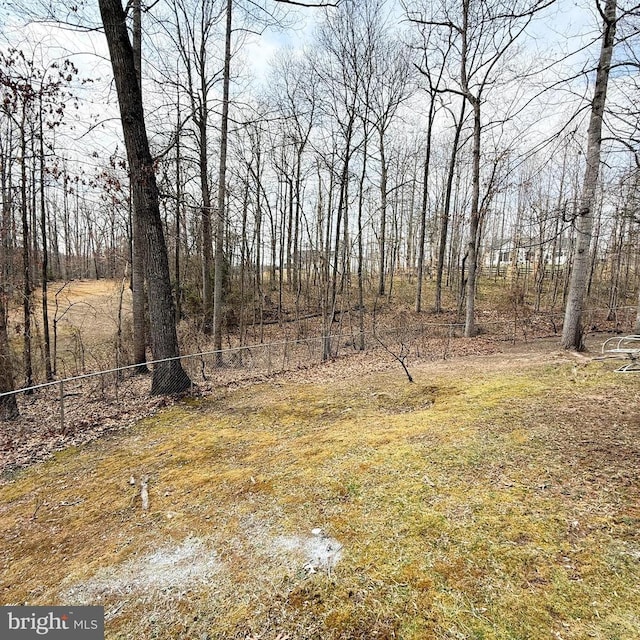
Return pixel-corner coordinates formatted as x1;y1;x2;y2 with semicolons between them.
0;306;636;461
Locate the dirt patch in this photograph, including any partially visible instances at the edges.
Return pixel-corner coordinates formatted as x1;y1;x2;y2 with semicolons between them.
540;390;640;489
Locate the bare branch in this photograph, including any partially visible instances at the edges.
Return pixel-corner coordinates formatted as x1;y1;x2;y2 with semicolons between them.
273;0;339;6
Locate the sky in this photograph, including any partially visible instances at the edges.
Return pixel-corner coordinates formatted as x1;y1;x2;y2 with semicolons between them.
0;0;620;173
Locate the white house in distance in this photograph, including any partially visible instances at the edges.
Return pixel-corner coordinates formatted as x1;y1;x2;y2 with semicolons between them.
483;237;570;270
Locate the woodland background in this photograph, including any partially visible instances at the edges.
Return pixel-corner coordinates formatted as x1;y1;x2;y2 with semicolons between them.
0;0;639;405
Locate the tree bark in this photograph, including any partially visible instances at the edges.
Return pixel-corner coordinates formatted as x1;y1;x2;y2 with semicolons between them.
199;114;213;334
213;0;232;365
131;193;148;372
415;43;449;313
634;284;640;334
20;108;33;390
435;100;466;314
175;87;183;323
99;0;190;394
131;0;149;373
562;0;617;351
458;0;483;338
464;96;481;337
39;101;52;381
415;149;430;313
378;132;387;297
357;118;370;351
0;292;18;420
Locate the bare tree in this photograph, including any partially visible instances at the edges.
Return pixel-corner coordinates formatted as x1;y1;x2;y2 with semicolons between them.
562;0;617;351
408;0;554;336
313;0;366;359
367;20;413;297
165;0;224;336
635;285;640;333
98;0;191;394
213;0;232;364
0;292;18;419
409;24;454;313
131;0;149;373
267;51;317;318
435;99;467;314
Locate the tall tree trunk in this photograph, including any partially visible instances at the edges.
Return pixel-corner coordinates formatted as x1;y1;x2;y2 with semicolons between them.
286;175;294;289
458;0;481;338
131;192;148;372
20;110;33;390
213;0;232;365
326;124;353;360
39;101;52;381
240;174;249;344
293;153;303;298
435;100;466;314
99;0;190;394
415;92;438;313
464;97;481;337
357;124;370;351
378;131;387;297
200;115;213;334
562;0;616;351
175;88;183;323
253;148;263;332
634;279;640;333
0;292;18;420
132;0;141;82
131;0;149;373
321;163;333;361
1;133;12;289
415;151;429;313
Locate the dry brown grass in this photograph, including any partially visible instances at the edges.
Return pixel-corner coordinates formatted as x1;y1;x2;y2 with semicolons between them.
10;279;132;379
1;341;639;639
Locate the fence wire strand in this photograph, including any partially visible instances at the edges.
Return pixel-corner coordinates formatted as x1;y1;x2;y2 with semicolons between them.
0;306;636;438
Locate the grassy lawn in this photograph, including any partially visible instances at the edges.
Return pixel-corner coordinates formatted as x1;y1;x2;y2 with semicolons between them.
1;347;639;639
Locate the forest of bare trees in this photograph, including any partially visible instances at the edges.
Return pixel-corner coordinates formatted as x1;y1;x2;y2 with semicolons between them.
0;0;639;409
